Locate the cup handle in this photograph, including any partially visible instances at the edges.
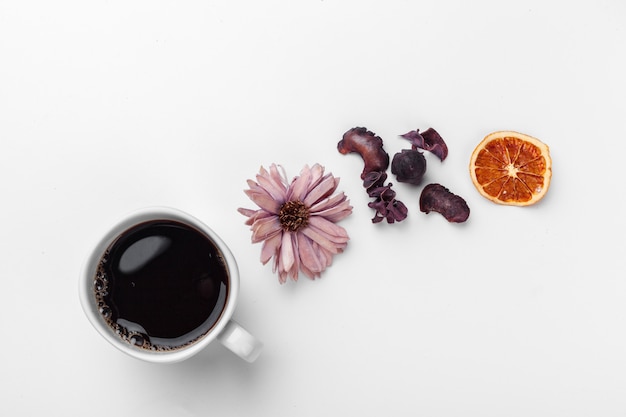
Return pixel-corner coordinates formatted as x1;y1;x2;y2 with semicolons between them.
217;320;263;362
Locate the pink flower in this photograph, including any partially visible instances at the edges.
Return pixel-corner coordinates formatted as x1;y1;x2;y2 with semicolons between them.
238;164;352;283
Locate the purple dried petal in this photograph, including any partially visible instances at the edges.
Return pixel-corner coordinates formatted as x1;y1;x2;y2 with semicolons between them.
368;200;390;223
362;171;407;224
368;198;408;224
419;183;470;223
378;186;396;201
400;127;449;161
391;149;427;185
386;200;408;223
400;129;425;149
371;210;385;223
366;186;385;198
363;170;387;190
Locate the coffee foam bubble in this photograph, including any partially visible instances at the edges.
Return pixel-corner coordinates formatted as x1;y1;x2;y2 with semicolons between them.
94;252;211;352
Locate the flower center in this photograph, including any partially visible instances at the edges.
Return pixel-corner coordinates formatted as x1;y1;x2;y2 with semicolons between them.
278;200;310;232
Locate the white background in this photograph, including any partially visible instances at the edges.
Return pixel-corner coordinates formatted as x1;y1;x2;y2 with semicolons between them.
1;0;625;416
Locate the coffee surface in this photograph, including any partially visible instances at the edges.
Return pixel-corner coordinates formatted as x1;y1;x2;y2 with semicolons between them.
94;220;229;351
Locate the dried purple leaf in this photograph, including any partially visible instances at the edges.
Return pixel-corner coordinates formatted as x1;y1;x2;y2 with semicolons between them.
362;171;408;224
337;127;390;179
362;170;386;191
391;149;427;185
419;183;470;223
400;127;449;161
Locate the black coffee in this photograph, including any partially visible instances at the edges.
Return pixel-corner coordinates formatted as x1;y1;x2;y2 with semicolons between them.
94;219;229;351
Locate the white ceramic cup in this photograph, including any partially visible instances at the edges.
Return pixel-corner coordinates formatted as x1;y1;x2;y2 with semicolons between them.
79;207;262;363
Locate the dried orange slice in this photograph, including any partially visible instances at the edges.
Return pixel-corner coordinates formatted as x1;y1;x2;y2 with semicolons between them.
469;131;552;206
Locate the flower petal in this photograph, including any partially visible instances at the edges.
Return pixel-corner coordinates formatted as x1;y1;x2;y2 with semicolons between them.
289;233;300;281
260;232;282;264
299;264;316;280
288;164;312;202
312;206;353;223
308;191;345;213
297;233;324;275
301;226;341;254
237;207;256;218
309;193;353;222
269;164;289;191
279;231;296;273
251;215;282;243
307;216;349;244
244;188;281;214
302;164;325;190
253;164;288;203
245;207;276;226
316;244;334;268
303;175;338;207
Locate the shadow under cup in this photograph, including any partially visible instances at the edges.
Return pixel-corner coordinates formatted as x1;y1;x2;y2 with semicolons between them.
79;208;252;363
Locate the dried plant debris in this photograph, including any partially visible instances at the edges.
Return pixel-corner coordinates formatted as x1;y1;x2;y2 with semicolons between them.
391;149;427;185
338;125;468;225
391;127;449;186
338;127;407;224
400;128;448;161
363;171;408;223
419;183;470;223
337;127;389;179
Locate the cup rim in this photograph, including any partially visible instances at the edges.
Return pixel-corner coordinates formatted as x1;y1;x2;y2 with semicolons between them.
78;206;240;363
